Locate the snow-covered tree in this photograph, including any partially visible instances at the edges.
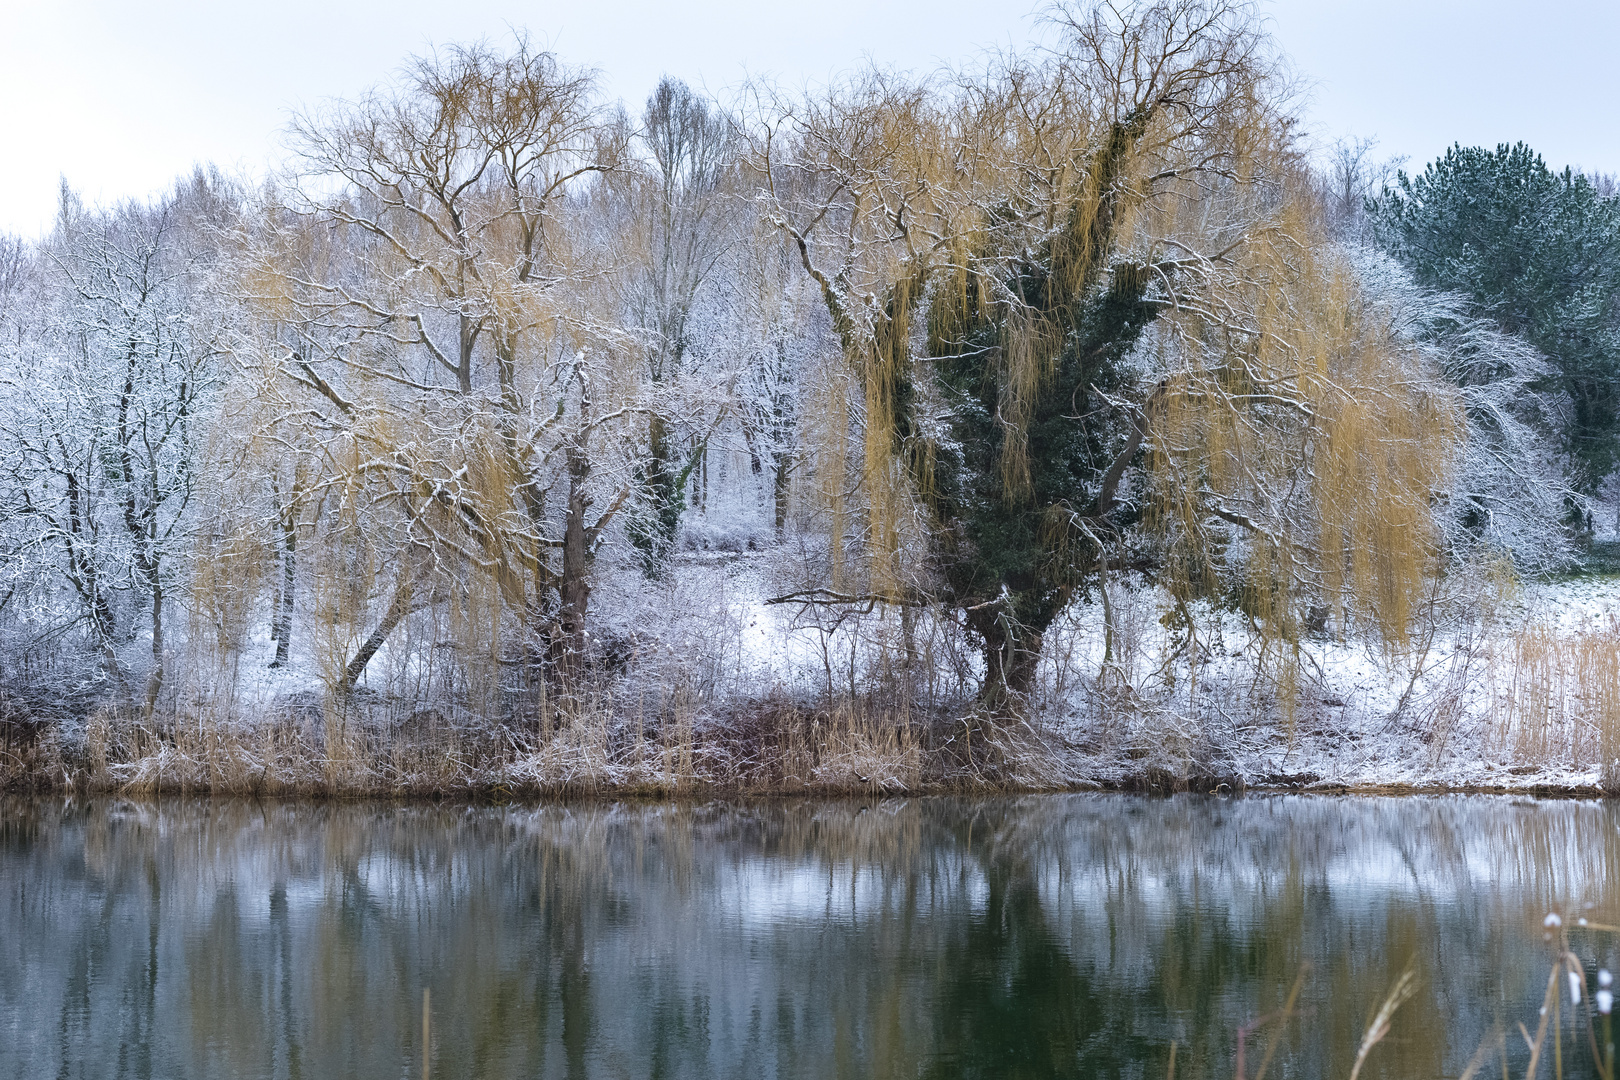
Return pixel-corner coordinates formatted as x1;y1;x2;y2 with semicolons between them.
0;175;233;716
618;78;740;576
1350;249;1574;573
249;38;643;696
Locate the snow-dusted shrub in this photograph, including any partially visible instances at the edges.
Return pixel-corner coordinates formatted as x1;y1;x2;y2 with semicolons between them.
1350;248;1576;574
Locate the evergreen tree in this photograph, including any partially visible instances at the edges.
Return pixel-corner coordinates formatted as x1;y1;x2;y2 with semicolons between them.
1369;142;1620;493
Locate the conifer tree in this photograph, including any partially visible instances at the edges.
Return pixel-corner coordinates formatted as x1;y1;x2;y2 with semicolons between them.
1369;142;1620;495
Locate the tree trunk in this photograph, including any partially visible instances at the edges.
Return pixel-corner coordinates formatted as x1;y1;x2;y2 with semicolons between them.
549;445;594;700
772;448;792;540
115;358;166;721
270;502;296;667
124;501;164;722
695;444;708;512
967;606;1043;715
342;556;420;691
61;471;115;647
142;575;164;722
633;412;681;578
900;602;918;671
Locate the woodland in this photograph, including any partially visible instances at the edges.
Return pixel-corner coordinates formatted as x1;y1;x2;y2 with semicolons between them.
2;0;1619;795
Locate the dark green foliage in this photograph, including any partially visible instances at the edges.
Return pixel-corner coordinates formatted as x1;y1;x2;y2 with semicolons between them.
1368;142;1620;491
870;111;1173;705
928;267;1156;618
917;238;1162;701
628;416;700;579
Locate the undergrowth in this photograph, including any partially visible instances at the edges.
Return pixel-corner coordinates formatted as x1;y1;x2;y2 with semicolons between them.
6;571;1620;797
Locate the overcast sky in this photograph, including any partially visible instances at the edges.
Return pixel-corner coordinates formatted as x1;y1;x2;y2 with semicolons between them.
2;0;1616;238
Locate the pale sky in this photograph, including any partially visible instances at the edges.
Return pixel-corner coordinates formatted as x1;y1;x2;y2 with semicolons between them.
2;0;1616;238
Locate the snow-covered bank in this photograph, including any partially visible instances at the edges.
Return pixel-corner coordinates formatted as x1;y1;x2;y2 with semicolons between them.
6;550;1618;798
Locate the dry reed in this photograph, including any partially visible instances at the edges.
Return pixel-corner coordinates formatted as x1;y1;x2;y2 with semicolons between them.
49;687;976;797
1486;614;1620;786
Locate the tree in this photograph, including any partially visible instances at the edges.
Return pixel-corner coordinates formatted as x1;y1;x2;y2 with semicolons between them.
256;38;639;696
752;0;1463;713
1316;137;1404;242
1350;250;1574;573
0;175;231;717
622;78;738;576
733;226;817;541
744;63;964;601
1369;142;1620;495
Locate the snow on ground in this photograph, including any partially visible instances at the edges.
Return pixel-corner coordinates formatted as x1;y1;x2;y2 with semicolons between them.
109;542;1620;795
629;550;1620;792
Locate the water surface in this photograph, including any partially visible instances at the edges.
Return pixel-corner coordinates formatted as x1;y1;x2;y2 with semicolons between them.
3;794;1616;1079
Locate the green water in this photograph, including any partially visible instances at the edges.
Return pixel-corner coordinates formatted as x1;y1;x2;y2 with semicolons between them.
2;795;1616;1079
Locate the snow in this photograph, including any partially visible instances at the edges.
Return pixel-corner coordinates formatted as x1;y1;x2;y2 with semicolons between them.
37;539;1620;796
601;547;1620;794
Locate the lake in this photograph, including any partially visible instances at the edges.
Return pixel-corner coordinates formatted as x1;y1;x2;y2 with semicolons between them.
3;794;1616;1078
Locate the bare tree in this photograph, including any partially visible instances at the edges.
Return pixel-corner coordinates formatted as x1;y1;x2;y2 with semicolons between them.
1317;136;1405;241
1352;248;1574;571
0;176;232;717
621;77;739;575
255;37;645;697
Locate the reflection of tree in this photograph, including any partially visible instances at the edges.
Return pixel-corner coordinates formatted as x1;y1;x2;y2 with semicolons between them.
4;797;1619;1079
269;884;306;1080
920;854;1157;1079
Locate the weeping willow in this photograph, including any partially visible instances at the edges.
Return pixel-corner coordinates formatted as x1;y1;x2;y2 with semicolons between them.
919;102;1165;704
1149;202;1462;661
774;0;1466;715
220;357;530;699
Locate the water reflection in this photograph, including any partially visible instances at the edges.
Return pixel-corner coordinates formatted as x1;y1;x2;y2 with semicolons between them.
2;795;1616;1079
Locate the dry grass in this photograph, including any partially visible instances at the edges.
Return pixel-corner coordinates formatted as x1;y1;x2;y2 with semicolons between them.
0;703;63;792
16;557;1620;799
686;695;929;792
1486;614;1620;787
1434;919;1616;1080
44;686;1043;797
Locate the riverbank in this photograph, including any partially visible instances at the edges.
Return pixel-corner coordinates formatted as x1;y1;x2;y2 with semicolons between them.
5;561;1619;800
5;707;1613;799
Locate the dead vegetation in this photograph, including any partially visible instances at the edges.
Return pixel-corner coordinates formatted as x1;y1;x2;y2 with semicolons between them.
7;562;1620;799
16;687;1051;798
1485;614;1620;793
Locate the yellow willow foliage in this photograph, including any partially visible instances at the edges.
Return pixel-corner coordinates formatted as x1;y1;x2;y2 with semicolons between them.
753;63;1016;601
802;348;852;590
802;307;932;602
1150;199;1463;656
860;268;932;598
997;304;1067;500
937;79;1113;505
186;518;270;662
299;409;538;692
215;321;554;696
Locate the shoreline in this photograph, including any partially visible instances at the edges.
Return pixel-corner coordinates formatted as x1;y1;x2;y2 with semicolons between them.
6;771;1611;801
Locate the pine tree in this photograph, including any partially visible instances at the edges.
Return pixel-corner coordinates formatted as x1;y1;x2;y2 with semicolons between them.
1369;142;1620;494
